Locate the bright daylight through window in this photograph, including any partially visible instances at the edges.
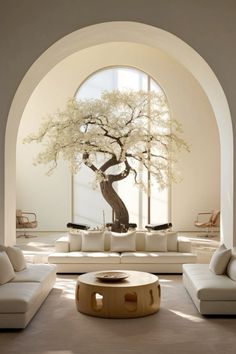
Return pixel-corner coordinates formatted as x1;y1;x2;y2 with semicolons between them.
73;67;170;228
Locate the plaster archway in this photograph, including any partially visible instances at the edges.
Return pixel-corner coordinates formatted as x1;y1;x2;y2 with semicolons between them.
5;22;233;246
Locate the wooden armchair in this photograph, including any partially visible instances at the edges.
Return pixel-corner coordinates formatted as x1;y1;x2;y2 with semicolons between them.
194;209;220;237
16;209;38;238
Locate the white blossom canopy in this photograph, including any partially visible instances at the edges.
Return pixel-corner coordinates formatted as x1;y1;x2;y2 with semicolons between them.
24;89;189;193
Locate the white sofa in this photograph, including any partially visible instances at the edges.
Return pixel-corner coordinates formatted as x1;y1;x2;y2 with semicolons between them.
0;257;56;328
183;247;236;315
48;230;197;273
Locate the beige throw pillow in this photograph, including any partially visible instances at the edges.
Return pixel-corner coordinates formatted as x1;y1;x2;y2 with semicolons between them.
0;245;7;252
209;244;231;275
81;231;105;252
0;251;15;284
145;232;168;252
227;257;236;281
227;248;236;281
110;232;136;252
6;246;27;271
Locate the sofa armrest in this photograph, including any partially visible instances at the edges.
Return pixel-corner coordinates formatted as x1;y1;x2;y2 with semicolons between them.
177;237;192;253
55;236;70;252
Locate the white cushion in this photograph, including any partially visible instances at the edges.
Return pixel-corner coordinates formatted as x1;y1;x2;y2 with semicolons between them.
81;231;104;251
177;237;192;253
183;264;236;301
0;282;41;313
69;231;82;251
55;236;70;252
121;251;197;264
0;251;15;285
12;264;57;283
6;246;27;271
48;252;120;264
110;232;136;252
209;244;231;275
166;232;178;251
145;232;167;252
227;251;236;282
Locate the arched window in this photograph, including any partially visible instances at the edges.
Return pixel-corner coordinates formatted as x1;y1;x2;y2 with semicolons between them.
73;67;170;228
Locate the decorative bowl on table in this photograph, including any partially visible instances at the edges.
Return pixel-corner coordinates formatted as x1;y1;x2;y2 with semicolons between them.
95;271;129;282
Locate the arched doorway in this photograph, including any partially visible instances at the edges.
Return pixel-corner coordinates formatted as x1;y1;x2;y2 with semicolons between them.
5;22;233;246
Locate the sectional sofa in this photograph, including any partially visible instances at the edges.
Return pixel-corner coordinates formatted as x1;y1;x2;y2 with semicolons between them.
48;230;197;273
0;247;56;328
183;245;236;314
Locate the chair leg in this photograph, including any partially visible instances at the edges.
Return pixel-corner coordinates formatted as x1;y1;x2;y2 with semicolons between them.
16;229;37;238
16;233;25;238
203;227;217;238
197;227;213;238
24;234;37;238
23;228;37;238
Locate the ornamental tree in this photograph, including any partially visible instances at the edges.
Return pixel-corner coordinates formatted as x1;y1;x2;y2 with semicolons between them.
24;90;189;231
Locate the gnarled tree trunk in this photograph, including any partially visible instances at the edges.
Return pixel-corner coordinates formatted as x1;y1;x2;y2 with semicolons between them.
84;153;131;232
100;178;129;231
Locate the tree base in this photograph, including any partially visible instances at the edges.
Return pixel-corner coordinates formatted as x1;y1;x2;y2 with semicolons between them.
106;220;126;233
106;221;137;233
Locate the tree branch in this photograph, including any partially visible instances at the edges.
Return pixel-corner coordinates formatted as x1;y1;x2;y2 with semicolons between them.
108;160;131;182
100;155;118;172
82;152;99;173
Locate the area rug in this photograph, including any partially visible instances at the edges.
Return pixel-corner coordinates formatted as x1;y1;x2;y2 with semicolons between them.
0;275;235;354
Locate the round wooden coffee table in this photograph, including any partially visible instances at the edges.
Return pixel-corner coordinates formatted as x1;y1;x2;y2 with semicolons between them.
75;270;160;318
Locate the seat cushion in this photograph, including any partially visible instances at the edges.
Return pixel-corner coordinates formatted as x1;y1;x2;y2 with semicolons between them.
0;282;42;313
183;263;236;301
12;264;57;283
120;252;197;264
48;252;121;264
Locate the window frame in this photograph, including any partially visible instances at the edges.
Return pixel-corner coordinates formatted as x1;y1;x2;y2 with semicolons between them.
72;65;172;228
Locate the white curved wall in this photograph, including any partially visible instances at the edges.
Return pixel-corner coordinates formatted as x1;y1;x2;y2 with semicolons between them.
16;42;220;231
5;22;233;247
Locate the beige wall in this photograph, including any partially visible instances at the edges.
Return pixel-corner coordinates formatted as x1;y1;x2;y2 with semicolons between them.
16;42;220;231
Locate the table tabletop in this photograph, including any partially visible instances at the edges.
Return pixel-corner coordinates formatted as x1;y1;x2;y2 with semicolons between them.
78;270;158;288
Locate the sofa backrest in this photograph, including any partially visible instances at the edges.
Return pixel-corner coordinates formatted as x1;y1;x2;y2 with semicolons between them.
67;229;181;252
